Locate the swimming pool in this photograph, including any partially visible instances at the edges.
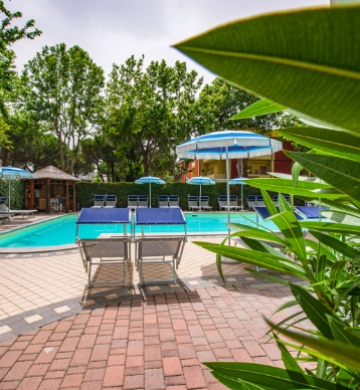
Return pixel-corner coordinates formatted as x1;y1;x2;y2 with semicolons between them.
0;212;279;249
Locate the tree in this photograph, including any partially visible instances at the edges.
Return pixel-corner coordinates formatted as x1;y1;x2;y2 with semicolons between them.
103;56;204;181
0;1;41;116
23;43;104;174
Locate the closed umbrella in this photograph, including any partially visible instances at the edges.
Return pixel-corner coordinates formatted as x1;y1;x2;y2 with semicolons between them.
186;177;215;211
176;130;282;227
0;167;33;212
135;176;165;208
229;177;248;211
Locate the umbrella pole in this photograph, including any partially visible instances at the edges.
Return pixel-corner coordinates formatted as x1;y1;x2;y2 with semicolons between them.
8;178;11;214
199;184;202;212
241;184;244;211
226;147;230;241
149;182;151;208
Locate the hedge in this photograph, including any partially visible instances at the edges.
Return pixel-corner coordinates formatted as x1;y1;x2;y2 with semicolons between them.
0;179;25;209
75;181;260;211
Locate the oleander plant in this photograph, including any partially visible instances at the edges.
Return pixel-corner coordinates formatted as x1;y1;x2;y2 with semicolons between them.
174;4;360;390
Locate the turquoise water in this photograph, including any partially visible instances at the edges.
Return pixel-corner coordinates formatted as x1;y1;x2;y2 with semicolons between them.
0;213;278;248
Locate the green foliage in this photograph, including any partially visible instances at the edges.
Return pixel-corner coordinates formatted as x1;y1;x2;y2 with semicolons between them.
0;1;41;116
22;43;104;174
0;179;25;209
173;6;360;135
174;4;360;390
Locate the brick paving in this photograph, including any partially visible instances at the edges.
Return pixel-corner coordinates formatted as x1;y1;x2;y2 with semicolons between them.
0;214;302;389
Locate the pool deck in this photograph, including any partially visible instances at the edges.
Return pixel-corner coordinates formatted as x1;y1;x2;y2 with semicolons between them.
0;213;303;390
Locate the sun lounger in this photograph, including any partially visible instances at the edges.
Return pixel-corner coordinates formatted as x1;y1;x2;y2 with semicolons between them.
168;195;179;208
254;206;304;221
134;208;187;286
295;206;328;219
0;203;37;219
76;208;131;286
158;195;169;208
104;195;117;208
188;195;200;211
91;194;105;208
229;195;241;211
0;213;11;224
200;196;212;211
246;195;257;210
127;195;138;210
137;195;149;208
255;195;266;207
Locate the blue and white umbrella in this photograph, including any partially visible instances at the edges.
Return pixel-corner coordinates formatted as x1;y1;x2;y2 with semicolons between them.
186;176;215;211
0;167;33;211
135;176;165;208
177;130;282;225
229;177;248;211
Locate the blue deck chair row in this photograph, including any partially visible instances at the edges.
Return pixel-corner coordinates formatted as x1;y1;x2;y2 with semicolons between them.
158;195;180;208
187;195;212;211
218;195;242;211
91;194;117;208
76;207;187;287
246;194;291;210
127;195;149;209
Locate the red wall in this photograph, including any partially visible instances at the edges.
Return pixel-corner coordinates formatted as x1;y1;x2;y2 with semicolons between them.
274;141;294;174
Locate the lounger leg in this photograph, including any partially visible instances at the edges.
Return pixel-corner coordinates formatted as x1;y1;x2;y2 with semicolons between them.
88;260;92;287
140;260;144;286
173;258;176;283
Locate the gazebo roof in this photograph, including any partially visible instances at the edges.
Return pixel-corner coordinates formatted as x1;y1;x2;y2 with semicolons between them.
33;166;80;182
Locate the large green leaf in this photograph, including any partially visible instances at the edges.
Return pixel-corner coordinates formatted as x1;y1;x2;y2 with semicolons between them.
290;284;336;339
322;211;360;224
328;317;360;347
305;239;337;261
204;362;352;390
266;318;360;372
268;211;307;263
244;178;345;199
174;7;360;134
193;241;307;277
286;152;360;200
230;99;286;120
278;128;360;163
299;221;360;235
228;223;287;245
261;189;278;216
310;230;360;258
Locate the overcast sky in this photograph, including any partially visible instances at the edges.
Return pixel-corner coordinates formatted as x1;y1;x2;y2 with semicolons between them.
8;0;329;84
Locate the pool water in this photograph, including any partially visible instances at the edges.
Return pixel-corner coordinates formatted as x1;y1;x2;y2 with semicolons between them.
0;213;278;248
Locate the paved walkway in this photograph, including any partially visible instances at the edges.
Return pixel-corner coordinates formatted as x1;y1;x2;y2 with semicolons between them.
0;214;300;389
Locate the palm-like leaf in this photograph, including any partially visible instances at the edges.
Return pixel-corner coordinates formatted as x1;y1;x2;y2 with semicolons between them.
174;7;360;134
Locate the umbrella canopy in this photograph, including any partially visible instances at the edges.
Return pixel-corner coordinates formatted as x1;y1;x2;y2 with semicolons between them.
0;167;33;211
177;130;282;225
135;176;165;208
186;177;215;211
229;177;248;211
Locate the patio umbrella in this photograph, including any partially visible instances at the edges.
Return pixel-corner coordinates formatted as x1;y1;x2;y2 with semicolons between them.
229;177;248;211
0;167;33;212
186;176;215;211
135;176;165;208
176;130;282;226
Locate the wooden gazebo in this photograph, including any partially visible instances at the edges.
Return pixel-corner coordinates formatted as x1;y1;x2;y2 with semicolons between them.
25;166;80;213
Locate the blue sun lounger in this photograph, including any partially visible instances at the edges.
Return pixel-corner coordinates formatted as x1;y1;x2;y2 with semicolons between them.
91;194;105;208
76;208;131;287
295;206;328;219
254;206;304;222
134;208;187;286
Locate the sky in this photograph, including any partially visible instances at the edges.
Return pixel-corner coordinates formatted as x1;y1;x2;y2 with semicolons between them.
8;0;329;85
